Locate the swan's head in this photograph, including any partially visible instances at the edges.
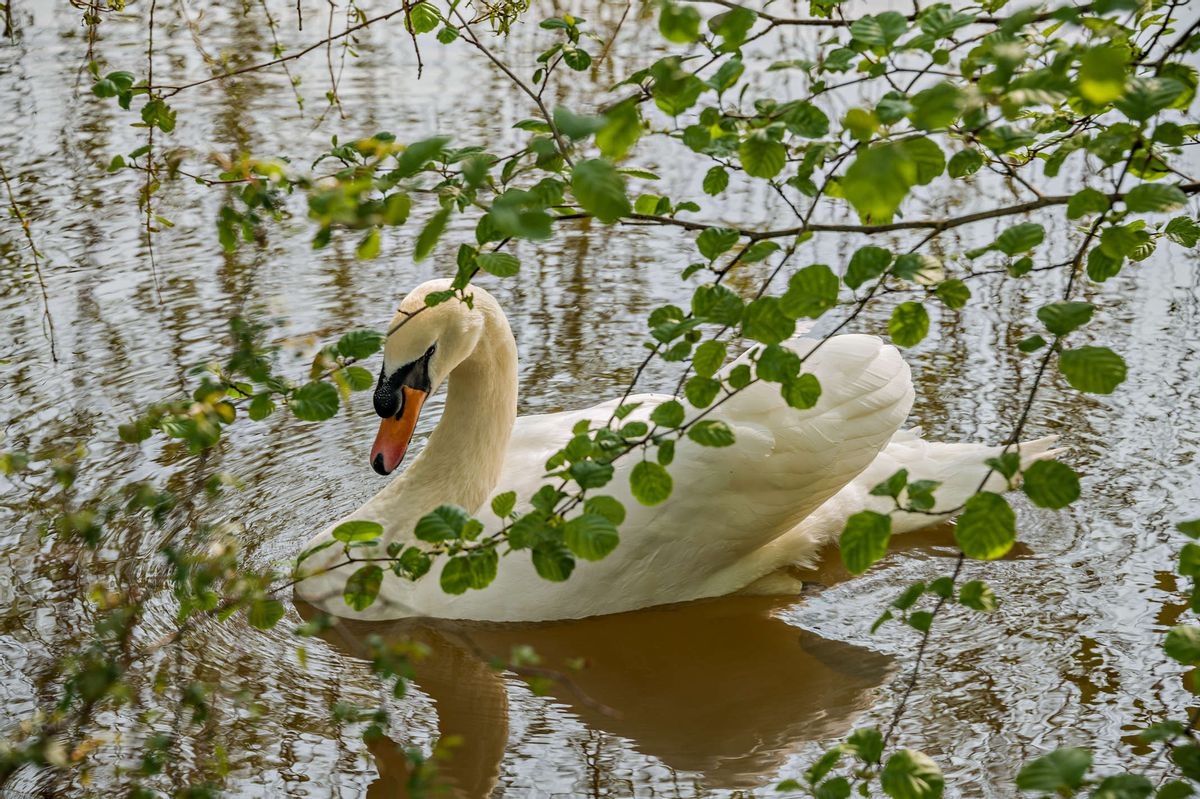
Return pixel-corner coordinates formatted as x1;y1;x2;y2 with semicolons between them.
369;280;487;475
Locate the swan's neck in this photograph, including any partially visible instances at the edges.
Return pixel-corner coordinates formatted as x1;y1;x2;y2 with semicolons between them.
362;301;518;537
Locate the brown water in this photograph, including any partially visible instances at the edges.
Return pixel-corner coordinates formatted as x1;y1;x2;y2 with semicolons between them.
2;0;1199;796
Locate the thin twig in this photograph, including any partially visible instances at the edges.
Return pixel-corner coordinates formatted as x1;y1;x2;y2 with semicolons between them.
155;6;409;96
0;160;58;362
451;7;574;167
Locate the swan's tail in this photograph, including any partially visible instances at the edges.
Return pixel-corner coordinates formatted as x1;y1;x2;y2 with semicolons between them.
761;430;1065;570
873;430;1065;535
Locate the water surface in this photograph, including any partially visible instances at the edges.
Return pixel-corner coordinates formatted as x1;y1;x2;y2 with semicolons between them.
2;1;1199;796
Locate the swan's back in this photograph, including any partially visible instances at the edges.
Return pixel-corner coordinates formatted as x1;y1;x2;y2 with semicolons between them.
424;333;914;620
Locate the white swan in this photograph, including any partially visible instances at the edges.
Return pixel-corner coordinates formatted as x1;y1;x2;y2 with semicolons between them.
295;279;1057;621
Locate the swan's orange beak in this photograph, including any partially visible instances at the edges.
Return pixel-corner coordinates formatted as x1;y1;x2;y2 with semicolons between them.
370;386;427;475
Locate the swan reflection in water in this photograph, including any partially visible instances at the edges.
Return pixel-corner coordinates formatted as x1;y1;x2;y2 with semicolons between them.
299;529;969;797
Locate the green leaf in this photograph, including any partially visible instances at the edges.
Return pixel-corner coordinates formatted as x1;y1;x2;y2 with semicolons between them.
563;46;592;71
889;302;930;347
584;495;626;526
1165;216;1200;248
845;246;893;290
906;479;939;511
405;2;440;33
936;279;970;310
756;344;800;383
1157;779;1195;799
344;564;383;611
727;363;752;389
780;101;829;137
1078;45;1127;104
337;329;384;360
291;382;340;422
1171;747;1200;783
850;11;907;47
650;400;686;428
414;207;451;262
870;468;909;499
392;136;449;179
846;727;884;763
900;137;946;184
805;749;844;785
553;106;606;140
742;297;795;344
1087;247;1123;282
248;393;276;421
1166;626;1200;665
532;544;575;581
572;159;631;223
946;148;984;178
843;139;943;223
1015;747;1092;793
356;228;381;260
141;98;176;133
563;513;620;560
436;26;459;44
697;227;740;260
597;98;642;160
476;252;521;277
569;460;614;490
815;777;851;799
247;598;286;630
1059;346;1127;394
782;373;821;409
742;241;780;263
630;460;673;505
440;549;499;594
595;96;643;158
739;132;787;179
1099;223;1151;259
692;283;744;324
1021;460;1080;510
955;492;1015;560
1125;183;1188;213
1018;335;1047;353
703;166;730;195
415;505;472;542
1067;188;1110;219
685;376;721;408
840;511;892;575
332;520;384;543
781;264;839;318
687;420;736;447
994;222;1045;255
491;491;517;518
880;749;944;799
1037;301;1094;336
650;57;705;114
1116;77;1185;121
910;82;963;130
693;340;727;377
342;366;374;391
1090;774;1153;799
659;2;702;43
958;580;997;612
708;5;757;50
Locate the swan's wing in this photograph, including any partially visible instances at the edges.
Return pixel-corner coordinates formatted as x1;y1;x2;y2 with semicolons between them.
473;335;913;617
635;333;914;561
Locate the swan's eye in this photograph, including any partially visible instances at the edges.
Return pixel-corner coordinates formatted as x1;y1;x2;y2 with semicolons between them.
373;344;436;418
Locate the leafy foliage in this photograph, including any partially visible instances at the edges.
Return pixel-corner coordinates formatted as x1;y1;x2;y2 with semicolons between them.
6;0;1200;793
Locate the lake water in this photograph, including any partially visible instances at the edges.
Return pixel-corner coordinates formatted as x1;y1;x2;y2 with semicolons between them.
2;0;1199;796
